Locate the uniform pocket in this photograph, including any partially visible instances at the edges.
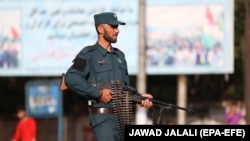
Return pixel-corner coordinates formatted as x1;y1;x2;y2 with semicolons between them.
94;63;112;81
94;63;112;73
118;63;128;79
118;63;127;70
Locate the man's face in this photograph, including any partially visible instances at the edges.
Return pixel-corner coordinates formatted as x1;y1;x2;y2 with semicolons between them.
102;24;119;43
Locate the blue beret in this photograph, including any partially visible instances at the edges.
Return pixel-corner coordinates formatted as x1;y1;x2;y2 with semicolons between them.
94;12;126;25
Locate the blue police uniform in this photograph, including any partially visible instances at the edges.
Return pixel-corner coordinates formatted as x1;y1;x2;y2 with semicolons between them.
65;42;130;141
65;12;129;141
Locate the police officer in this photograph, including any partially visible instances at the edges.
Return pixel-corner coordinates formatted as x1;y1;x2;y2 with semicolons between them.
64;12;153;141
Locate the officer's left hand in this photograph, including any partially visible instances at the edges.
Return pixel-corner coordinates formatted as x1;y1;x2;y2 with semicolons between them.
140;93;153;108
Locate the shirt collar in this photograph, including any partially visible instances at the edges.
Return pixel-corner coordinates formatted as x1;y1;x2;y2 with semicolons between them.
96;42;115;56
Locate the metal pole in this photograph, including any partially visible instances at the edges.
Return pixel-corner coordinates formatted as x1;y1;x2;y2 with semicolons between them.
58;89;63;141
136;0;148;124
177;75;187;124
58;115;63;141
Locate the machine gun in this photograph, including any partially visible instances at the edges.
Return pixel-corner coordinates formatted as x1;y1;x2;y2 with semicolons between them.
123;85;195;124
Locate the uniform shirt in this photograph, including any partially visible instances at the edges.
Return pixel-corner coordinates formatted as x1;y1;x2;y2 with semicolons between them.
12;117;37;141
65;42;130;108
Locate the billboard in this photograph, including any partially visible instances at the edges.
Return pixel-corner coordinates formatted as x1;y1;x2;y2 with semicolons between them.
0;0;234;76
0;0;139;76
145;0;234;74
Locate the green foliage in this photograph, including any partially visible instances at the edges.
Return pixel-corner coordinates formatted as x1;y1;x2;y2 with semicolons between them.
226;0;245;100
234;0;245;59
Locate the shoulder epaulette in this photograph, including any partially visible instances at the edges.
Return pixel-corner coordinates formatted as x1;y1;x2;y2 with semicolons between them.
113;47;125;57
80;45;97;55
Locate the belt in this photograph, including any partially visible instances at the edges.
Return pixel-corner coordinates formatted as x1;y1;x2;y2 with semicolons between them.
89;107;114;114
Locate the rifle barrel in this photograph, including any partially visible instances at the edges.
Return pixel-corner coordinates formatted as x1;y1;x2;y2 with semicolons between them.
151;99;194;113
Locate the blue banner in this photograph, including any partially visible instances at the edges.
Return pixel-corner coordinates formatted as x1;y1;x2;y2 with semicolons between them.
25;79;62;118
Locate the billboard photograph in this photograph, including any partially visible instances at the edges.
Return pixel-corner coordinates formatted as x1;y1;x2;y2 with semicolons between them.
146;0;234;74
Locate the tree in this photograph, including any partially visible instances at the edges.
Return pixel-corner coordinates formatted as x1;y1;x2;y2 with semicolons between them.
244;0;250;124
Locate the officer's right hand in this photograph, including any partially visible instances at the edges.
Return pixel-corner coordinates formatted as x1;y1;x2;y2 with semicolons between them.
99;89;113;103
